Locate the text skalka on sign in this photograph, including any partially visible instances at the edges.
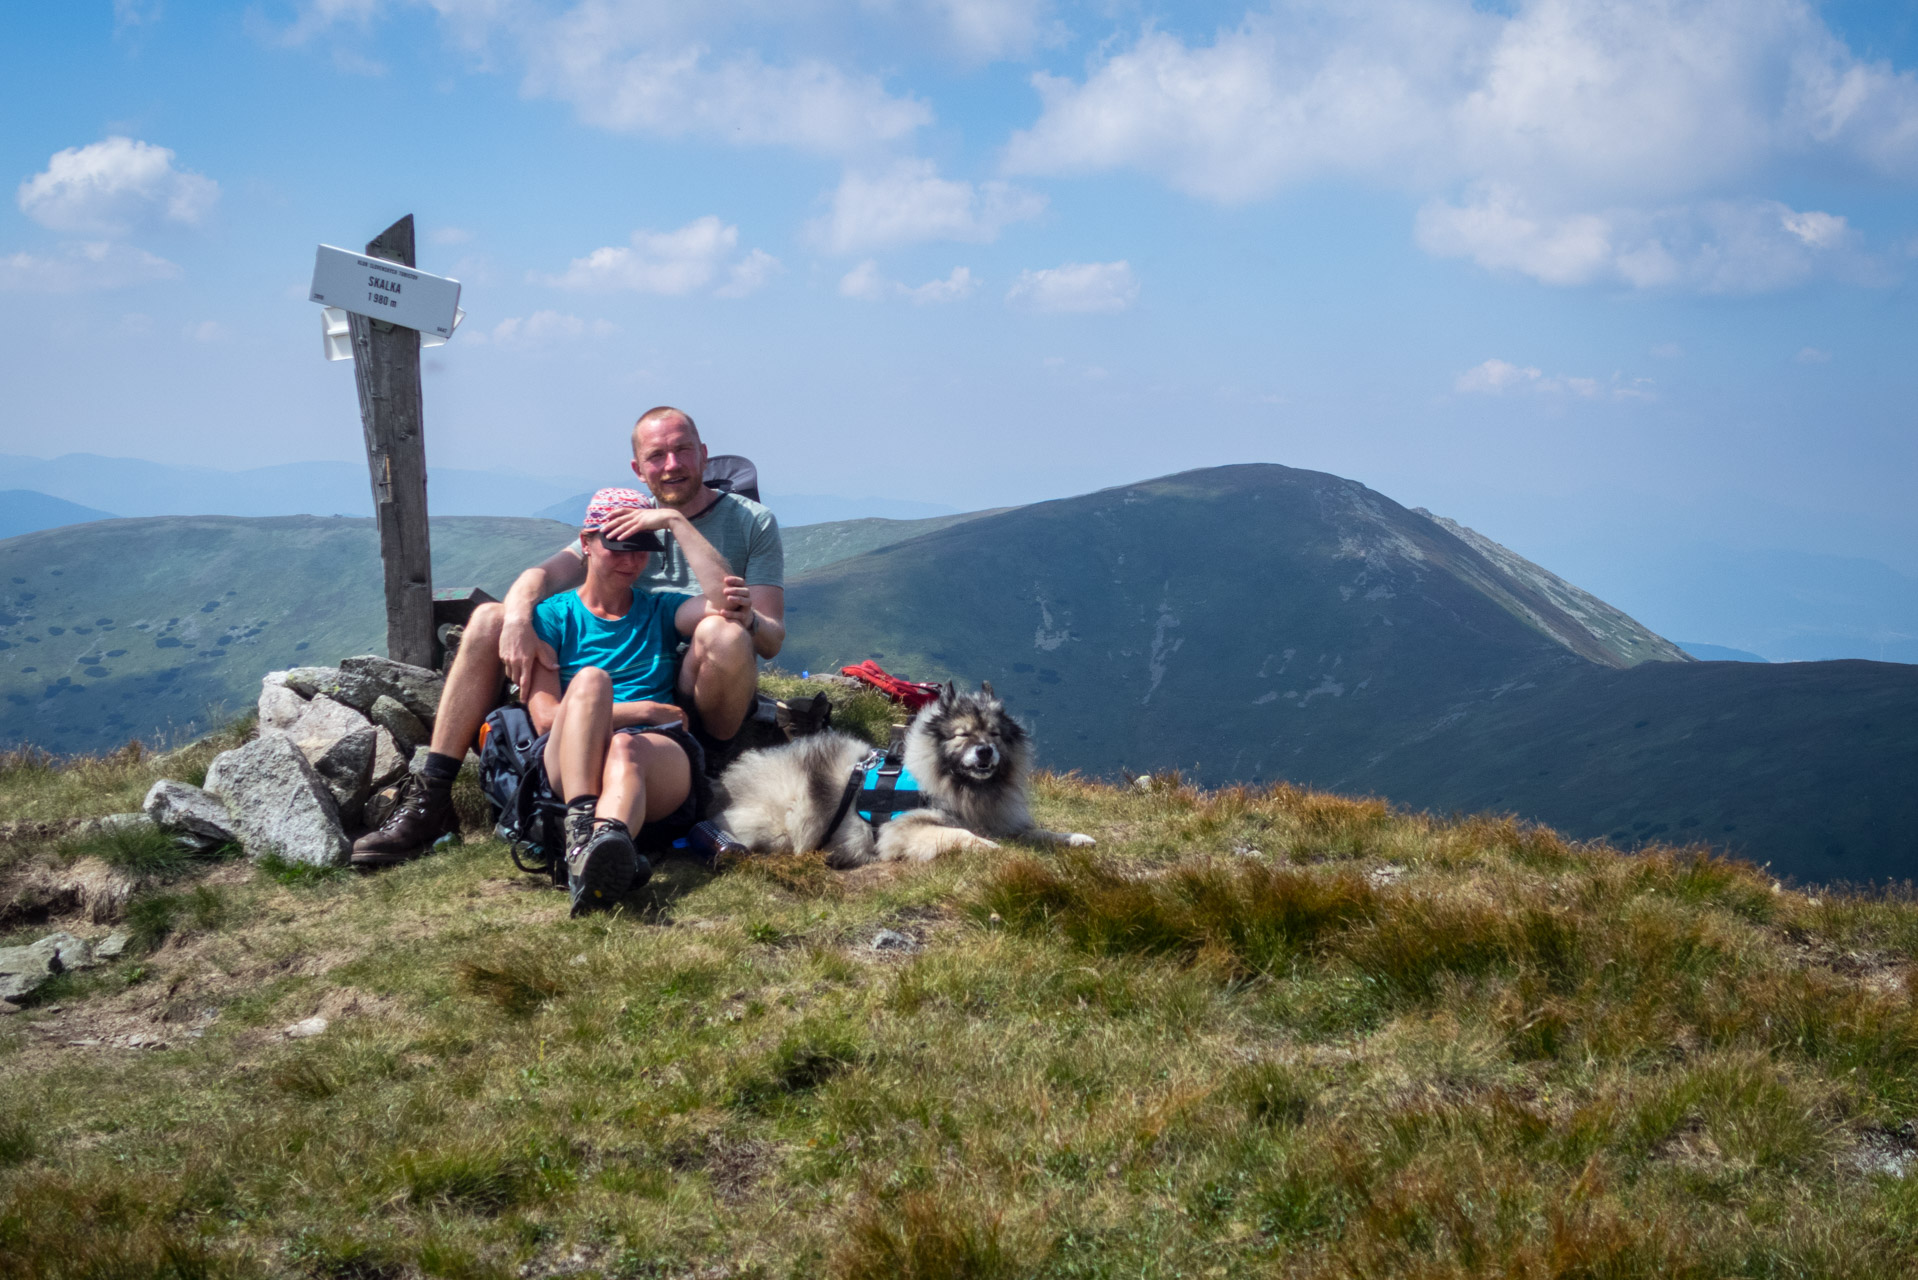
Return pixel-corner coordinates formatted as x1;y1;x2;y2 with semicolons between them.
309;244;462;338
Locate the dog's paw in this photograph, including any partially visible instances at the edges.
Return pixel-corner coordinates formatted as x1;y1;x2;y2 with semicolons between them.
1065;832;1096;847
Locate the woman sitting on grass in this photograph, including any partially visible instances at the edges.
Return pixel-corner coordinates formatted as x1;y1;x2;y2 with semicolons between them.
526;487;742;916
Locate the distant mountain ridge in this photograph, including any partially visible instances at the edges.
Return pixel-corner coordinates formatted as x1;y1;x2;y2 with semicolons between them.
0;453;592;521
0;491;115;540
775;463;1914;883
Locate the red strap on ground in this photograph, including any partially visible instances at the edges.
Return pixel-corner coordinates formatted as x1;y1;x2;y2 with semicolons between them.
840;660;943;711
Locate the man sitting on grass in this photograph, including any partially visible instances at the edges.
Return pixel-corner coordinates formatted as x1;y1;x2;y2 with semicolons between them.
526;487;734;915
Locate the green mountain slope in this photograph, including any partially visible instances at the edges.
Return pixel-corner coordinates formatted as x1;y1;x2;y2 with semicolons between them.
0;516;576;754
777;464;1913;883
1344;656;1918;882
782;510;1003;578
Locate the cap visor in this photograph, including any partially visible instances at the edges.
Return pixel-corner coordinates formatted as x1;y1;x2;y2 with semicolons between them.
599;532;667;552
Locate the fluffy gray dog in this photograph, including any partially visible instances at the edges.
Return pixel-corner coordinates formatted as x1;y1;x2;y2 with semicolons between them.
713;683;1095;867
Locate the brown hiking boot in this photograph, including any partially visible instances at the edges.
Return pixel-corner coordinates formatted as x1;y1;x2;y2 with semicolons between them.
350;785;456;869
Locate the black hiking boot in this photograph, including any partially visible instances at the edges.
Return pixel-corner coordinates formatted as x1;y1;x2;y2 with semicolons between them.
567;821;647;917
350;783;456;869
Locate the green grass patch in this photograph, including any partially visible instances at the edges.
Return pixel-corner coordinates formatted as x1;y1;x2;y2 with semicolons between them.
253;852;354;887
5;749;1918;1276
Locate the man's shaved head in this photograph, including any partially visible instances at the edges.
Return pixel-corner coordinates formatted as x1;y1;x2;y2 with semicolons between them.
630;406;707;509
633;406;698;453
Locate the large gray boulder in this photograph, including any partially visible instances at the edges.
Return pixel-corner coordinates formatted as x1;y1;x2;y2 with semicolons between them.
0;932;91;1002
203;734;350;866
259;677;308;733
370;727;408;791
368;694;428;755
143;779;239;850
288;696;378;820
283;666;382;713
340;655;443;723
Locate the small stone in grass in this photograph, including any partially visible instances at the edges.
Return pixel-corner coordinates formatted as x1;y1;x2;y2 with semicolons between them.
870;929;919;953
284;1016;328;1039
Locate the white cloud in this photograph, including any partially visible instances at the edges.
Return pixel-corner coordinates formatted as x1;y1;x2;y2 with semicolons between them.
268;0;382;46
1416;189;1863;292
1005;260;1137;313
1455;358;1649;400
480;310;619;347
113;0;164;33
17;137;218;236
1005;14;1470;203
186;320;227;343
1794;346;1832;363
715;248;783;298
539;217;776;297
1003;0;1918;291
813;159;1045;254
1781;208;1848;249
1649;342;1684;359
521;13;930;155
921;0;1052;59
838;261;977;304
0;242;182;293
429;226;474;246
1455;358;1543;393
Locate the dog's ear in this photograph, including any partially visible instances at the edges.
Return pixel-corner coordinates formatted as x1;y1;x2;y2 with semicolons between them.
940;681;956;704
980;679;994;698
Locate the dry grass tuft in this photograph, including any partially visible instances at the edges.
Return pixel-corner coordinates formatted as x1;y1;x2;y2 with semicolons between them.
977;850;1378;977
835;1191;1016;1280
456;943;566;1016
0;1174;232;1280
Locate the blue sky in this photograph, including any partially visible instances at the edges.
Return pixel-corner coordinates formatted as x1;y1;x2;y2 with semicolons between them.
3;1;1916;607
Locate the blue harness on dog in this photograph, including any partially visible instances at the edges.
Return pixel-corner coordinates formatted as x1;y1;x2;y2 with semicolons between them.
822;725;928;844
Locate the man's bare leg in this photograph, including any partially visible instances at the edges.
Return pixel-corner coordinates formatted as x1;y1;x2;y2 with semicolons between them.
677;614;756;742
430;603;507;758
351;603;507;866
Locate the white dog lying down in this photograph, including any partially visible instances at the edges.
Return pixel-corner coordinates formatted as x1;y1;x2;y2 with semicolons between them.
713;683;1095;867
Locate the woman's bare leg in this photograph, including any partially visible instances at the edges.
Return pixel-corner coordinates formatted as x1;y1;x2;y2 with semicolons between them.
542;667;613;802
598;732;692;832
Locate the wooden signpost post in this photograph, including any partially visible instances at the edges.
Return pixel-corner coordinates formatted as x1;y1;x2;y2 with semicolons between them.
309;214;462;669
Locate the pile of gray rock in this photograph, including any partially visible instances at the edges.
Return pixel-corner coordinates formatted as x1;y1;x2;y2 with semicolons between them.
109;656;447;869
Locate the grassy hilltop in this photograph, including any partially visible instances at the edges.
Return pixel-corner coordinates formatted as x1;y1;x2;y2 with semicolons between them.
0;515;577;756
4;688;1918;1277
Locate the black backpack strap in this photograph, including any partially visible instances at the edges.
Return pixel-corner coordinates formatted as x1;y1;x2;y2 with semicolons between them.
504;754;556;875
820;761;868;848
